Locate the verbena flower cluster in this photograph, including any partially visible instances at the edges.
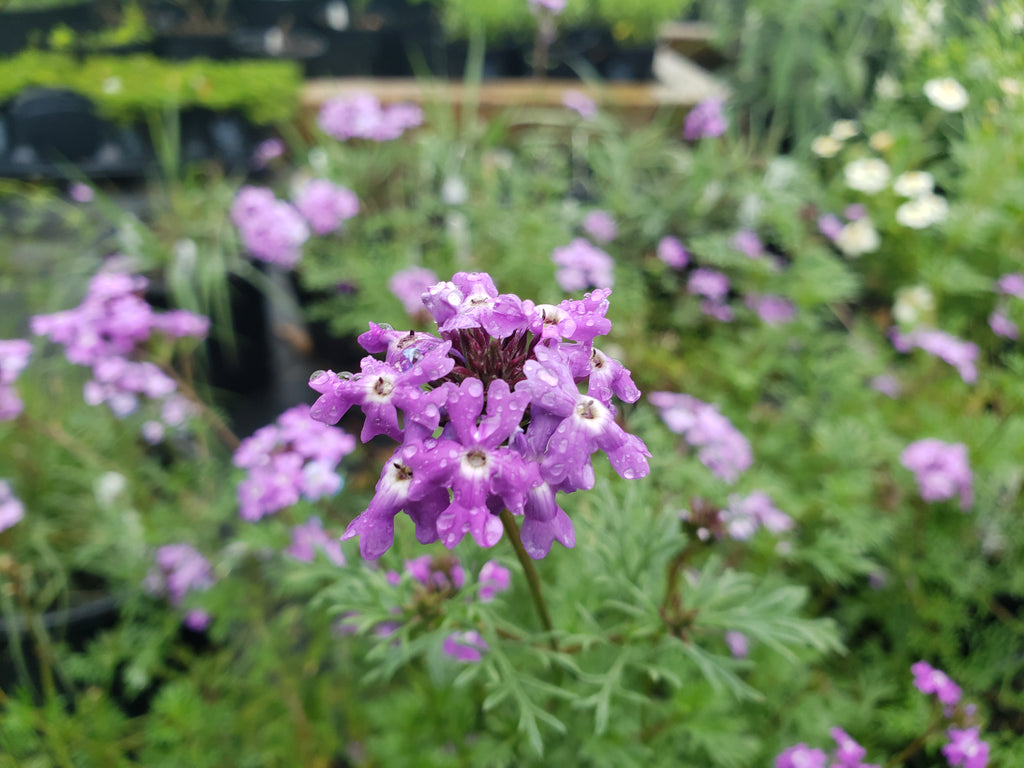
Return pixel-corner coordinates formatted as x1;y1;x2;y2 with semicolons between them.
144;543;215;631
0;339;32;421
231;179;360;268
551;237;615;292
900;439;973;510
30;271;208;440
0;479;24;533
776;728;878;768
309;272;650;560
389;266;440;318
649;391;752;483
890;327;978;384
288;516;346;566
317;93;424;142
233;404;356;521
989;272;1024;340
683;98;728;141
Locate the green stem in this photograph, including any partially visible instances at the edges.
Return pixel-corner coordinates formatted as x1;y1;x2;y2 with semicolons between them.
499;509;555;647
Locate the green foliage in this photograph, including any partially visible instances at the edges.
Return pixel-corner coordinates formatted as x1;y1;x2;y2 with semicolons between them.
0;51;301;125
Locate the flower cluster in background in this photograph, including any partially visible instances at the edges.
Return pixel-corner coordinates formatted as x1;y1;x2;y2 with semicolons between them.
287;516;346;566
233;404;356;521
683;98;728;141
144;543;215;631
0;339;31;421
310;272;649;560
0;479;24;533
649;392;752;484
30;270;207;440
551;237;615;291
900;439;973;510
776;728;879;768
389;266;440;318
318;93;423;142
294;179;360;236
890;327;978;384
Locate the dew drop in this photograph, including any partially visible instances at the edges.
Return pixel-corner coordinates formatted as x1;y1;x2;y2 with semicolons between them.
309;369;326;383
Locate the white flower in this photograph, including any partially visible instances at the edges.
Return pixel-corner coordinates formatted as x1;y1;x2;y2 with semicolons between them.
895;194;948;228
94;472;127;508
893;171;935;198
811;135;842;158
308;147;328;174
999;77;1021;98
869;130;895;152
835;218;880;257
844;158;891;194
1009;11;1024;31
441;175;468;206
893;285;935;326
875;73;903;100
830;119;859;142
924;78;969;112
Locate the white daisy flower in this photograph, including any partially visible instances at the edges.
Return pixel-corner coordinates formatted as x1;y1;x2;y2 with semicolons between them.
844;158;891;194
835;218;880;257
830;119;859;142
893;285;935;326
869;130;895;152
924;78;969;112
895;194;948;228
811;135;842;158
893;171;935;198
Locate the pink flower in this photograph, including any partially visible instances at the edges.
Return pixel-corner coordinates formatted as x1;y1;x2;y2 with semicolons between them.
731;229;764;259
389;266;439;317
562;90;597;119
745;294;796;325
996;272;1024;299
900;440;973;510
294;179;359;235
657;236;689;269
69;182;94;203
442;630;488;662
942;727;989;768
478;561;511;602
989;310;1018;339
683;98;727;140
582;210;618;243
551;238;615;291
0;480;24;533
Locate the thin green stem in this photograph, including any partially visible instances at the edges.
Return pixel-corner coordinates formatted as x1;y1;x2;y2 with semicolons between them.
499;509;555;648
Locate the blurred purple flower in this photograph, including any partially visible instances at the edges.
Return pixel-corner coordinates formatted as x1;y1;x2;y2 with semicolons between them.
683;98;727;140
389;266;439;317
442;630;489;662
900;439;973;510
657;236;689;269
582;210;618;243
562;90;597;119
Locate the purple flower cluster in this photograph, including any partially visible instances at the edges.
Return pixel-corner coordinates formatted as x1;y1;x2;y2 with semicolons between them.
145;543;215;631
389;266;440;318
0;480;24;533
776;729;878;768
251;137;285;169
683;98;728;141
551;238;615;292
942;727;989;768
990;272;1024;340
30;271;207;435
657;236;689;269
687;267;733;322
288;516;346;566
582;210;618;243
0;339;32;421
294;179;360;236
722;491;793;539
745;294;797;325
234;404;357;521
649;392;752;483
912;660;962;706
562;90;597;119
443;630;489;662
890;328;978;384
231;186;310;268
900;439;973;511
309;272;649;560
731;229;765;259
318;93;423;142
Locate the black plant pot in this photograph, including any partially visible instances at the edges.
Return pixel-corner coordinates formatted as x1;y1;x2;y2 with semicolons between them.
8;88;102;164
177;108;255;173
305;28;380;77
0;0;99;55
154;32;233;60
229;26;330;75
443;38;530;80
230;0;326;29
600;44;655;82
547;26;614;79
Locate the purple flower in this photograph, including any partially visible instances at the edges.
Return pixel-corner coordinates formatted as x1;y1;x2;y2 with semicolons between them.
234;404;355;520
649;392;752;483
687;268;730;301
312;273;648;560
911;660;963;706
0;480;25;533
287;516;345;566
294;179;359;235
478;560;511;602
562;90;597;119
406;554;465;591
0;339;31;421
844;203;868;221
145;544;215;628
890;328;979;384
683;98;727;140
900;440;973;511
552;238;615;292
657;236;689;269
442;630;488;662
389;266;439;317
869;373;901;398
725;630;748;658
235;194;310;269
318;93;423;142
69;182;94;203
942;727;989;768
731;229;764;259
988;310;1018;339
252;137;285;168
775;744;827;768
582;210;618;243
830;728;867;767
996;272;1024;299
722;491;793;539
745;294;796;325
817;214;843;241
